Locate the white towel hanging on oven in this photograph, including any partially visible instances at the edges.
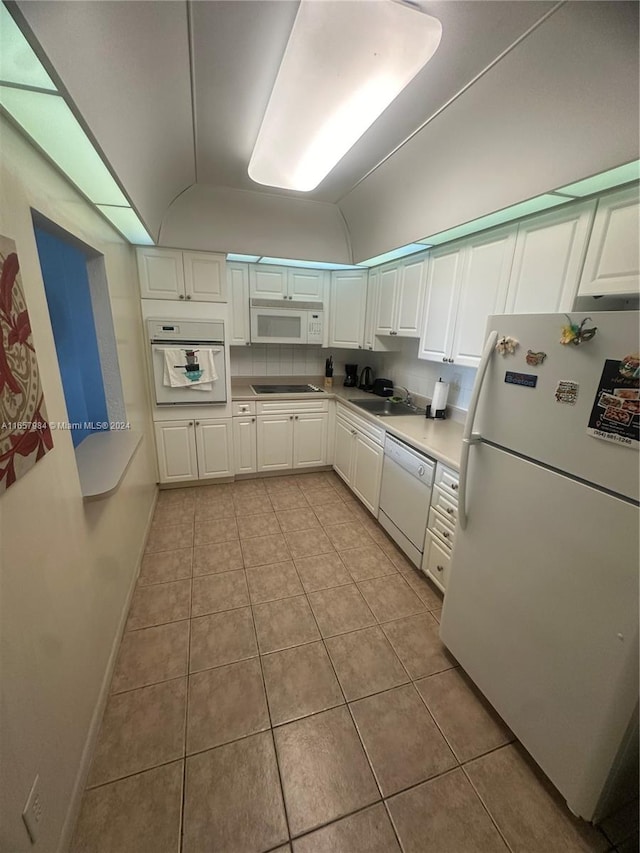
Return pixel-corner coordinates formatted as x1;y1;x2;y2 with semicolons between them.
163;347;219;389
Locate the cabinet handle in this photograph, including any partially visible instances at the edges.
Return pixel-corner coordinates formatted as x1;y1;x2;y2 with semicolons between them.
283;294;288;299
448;357;454;363
188;421;193;426
436;564;444;572
195;421;200;426
451;482;459;490
368;346;372;350
442;357;447;362
251;417;255;422
446;507;454;514
442;531;450;538
289;415;294;420
245;342;251;346
179;294;185;300
358;344;362;348
289;295;293;300
351;429;357;435
186;294;192;300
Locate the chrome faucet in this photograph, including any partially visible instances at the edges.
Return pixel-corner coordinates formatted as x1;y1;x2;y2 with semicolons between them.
394;385;414;407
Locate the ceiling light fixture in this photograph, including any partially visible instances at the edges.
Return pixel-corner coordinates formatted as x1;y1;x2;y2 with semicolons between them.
248;0;442;192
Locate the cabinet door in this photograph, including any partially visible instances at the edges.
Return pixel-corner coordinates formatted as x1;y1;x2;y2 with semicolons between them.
184;252;227;302
418;246;462;363
228;263;251;346
195;419;233;479
137;248;184;300
233;416;257;474
375;265;399;335
257;414;294;471
288;268;326;301
329;271;367;349
333;417;354;484
579;186;640;296
363;269;378;351
351;433;384;515
451;228;516;368
396;256;427;337
154;420;197;483
249;266;288;299
293;413;328;469
505;201;596;313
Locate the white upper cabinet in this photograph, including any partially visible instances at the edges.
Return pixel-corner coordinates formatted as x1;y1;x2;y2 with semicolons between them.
396;257;427;336
578;185;640;296
249;265;326;302
504;200;596;313
183;252;226;302
419;229;516;367
451;228;517;367
228;262;250;346
137;247;227;302
375;265;399;335
329;270;368;349
375;256;427;337
419;246;463;363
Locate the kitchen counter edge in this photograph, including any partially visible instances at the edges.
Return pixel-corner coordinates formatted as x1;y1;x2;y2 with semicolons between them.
231;377;463;471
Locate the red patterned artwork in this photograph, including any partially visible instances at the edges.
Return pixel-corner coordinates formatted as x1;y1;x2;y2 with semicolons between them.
0;235;53;494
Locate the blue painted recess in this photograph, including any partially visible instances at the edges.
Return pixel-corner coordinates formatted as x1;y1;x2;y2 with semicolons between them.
34;227;109;447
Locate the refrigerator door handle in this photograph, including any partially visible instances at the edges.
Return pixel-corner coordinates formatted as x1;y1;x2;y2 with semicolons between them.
458;330;498;530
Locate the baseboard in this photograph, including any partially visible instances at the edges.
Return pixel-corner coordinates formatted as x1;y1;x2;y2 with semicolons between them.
57;486;159;853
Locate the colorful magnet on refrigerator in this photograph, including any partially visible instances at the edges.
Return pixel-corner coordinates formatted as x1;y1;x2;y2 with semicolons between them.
560;315;597;346
555;380;579;404
496;336;519;356
525;350;547;366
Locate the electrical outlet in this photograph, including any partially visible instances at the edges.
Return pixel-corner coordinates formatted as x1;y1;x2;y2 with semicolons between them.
22;774;43;844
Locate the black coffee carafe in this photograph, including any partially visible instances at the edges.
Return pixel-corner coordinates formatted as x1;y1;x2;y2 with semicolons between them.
344;364;358;387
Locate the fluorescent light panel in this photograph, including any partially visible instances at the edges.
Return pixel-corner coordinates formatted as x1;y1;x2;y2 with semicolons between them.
557;161;640;198
249;0;442;191
0;3;56;91
227;253;261;263
97;206;153;245
360;244;430;268
259;257;364;270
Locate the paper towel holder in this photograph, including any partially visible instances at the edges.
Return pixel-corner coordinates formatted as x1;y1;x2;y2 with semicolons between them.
425;378;449;420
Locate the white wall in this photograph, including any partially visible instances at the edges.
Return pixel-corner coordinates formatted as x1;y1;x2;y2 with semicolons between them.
159;184;353;263
0;116;157;853
340;1;640;263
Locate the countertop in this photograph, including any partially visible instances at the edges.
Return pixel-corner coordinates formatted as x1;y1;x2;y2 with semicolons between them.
231;376;464;470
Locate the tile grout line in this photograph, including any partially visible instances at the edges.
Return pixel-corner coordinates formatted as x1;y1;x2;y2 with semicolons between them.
179;544;195;853
245;498;295;849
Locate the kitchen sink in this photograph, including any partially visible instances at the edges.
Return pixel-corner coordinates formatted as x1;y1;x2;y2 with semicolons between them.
348;398;423;417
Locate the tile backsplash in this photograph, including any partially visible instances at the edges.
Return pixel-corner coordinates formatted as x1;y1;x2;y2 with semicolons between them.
230;345;383;379
230;340;476;412
378;338;477;412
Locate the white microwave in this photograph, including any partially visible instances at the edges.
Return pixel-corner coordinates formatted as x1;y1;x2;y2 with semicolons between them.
250;299;324;345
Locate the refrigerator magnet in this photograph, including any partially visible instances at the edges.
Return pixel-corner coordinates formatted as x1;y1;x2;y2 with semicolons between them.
526;350;547;366
586;358;639;449
559;315;597;346
496;336;519;356
555;380;579;404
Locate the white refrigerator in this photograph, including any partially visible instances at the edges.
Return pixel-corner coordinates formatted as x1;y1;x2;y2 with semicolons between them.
440;311;639;822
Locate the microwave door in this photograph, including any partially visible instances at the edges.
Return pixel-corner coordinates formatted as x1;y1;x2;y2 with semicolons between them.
251;310;306;344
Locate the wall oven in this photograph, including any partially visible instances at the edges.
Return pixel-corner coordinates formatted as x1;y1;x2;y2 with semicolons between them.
147;318;227;405
249;298;324;344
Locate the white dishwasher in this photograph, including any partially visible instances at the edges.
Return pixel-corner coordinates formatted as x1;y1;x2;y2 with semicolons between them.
378;434;435;568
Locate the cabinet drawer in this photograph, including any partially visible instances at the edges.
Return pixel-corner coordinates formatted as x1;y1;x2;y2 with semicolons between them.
257;399;329;415
232;400;256;416
422;531;451;593
434;463;460;498
428;507;455;549
430;485;458;524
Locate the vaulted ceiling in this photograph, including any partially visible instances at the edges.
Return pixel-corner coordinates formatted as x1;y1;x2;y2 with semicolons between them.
10;1;640;261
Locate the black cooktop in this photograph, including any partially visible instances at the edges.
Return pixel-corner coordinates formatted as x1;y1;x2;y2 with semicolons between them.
251;384;323;394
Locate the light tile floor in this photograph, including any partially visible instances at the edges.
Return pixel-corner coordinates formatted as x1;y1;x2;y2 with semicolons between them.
71;471;637;853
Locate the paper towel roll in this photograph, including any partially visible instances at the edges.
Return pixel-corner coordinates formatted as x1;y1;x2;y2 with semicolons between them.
431;380;450;413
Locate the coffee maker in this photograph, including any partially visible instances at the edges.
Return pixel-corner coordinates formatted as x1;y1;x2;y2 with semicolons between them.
344;364;358;387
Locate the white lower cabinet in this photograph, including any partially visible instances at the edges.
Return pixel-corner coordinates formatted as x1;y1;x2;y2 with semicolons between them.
253;400;329;472
155;418;233;483
333;404;385;515
233;416;257;474
422;463;460;592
